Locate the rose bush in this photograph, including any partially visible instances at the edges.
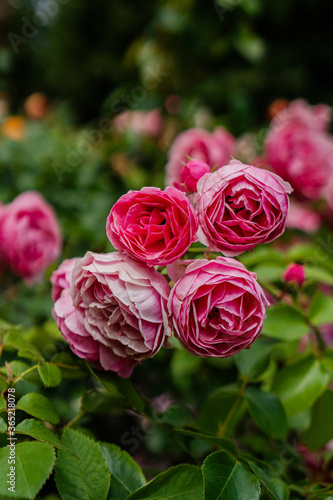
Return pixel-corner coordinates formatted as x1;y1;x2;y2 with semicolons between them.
0;191;61;282
196;159;292;256
106;186;198;266
168;256;268;358
165;126;235;187
51;251;171;378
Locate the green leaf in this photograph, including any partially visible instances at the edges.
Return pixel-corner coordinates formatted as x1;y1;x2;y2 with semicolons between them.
117;378;145;413
171;429;237;456
0;361;42;386
0;441;56;499
85;363;118;395
4;330;43;360
16;393;60;425
100;443;146;499
199;386;246;436
0;396;6;412
171;349;202;389
272;356;330;417
16;419;74;454
235;338;276;379
239;246;285;268
245;388;288;440
263;304;309;341
38;361;62;388
55;428;110;500
247;460;289;500
252;262;286;282
127;464;203;500
301;391;333;450
308;291;333;326
305;265;333;286
202;451;260;500
0;416;6;433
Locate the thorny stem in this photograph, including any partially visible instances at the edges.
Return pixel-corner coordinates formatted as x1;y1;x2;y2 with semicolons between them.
11;364;39;387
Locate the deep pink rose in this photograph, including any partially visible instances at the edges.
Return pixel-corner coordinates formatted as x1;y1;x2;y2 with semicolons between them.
165;127;235;187
51;258;101;366
176;160;211;193
195;160;292;257
286;201;321;233
168;257;268;358
265;112;333;199
106;187;199;266
283;263;305;286
0;191;62;282
66;252;170;377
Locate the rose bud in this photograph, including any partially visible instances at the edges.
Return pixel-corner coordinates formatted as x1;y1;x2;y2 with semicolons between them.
165;127;235;187
179;160;211;193
283;263;305;286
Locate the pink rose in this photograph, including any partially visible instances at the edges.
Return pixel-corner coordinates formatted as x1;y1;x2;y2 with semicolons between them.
175;160;211;193
106;187;199;266
52;252;171;378
0;191;62;282
165;127;235;187
265;108;333;199
271;99;332;132
113;109;163;137
168;257;268;358
286;200;321;233
282;263;305;286
51;258;101;366
195;160;292;257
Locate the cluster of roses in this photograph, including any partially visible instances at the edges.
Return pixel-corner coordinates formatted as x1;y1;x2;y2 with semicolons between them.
0;191;61;283
165;99;333;234
51;152;292;377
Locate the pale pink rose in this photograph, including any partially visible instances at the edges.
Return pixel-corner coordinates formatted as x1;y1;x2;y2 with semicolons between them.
165;127;235;187
51;258;101;366
106;187;199;266
286;201;321;233
265;117;333;200
113;109;163;137
282;263;305;286
52;252;171;378
271;99;332;132
195;160;292;257
168;257;268;358
0;191;62;282
175;160;211;193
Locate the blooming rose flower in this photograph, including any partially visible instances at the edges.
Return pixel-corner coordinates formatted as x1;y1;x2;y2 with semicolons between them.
168;257;268;358
286;201;321;233
0;191;62;282
113;109;163;137
282;263;305;286
175;160;211;193
51;258;101;366
106;187;199;266
265;100;333;200
270;99;332;132
195;160;292;257
51;252;171;378
165;127;235;187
